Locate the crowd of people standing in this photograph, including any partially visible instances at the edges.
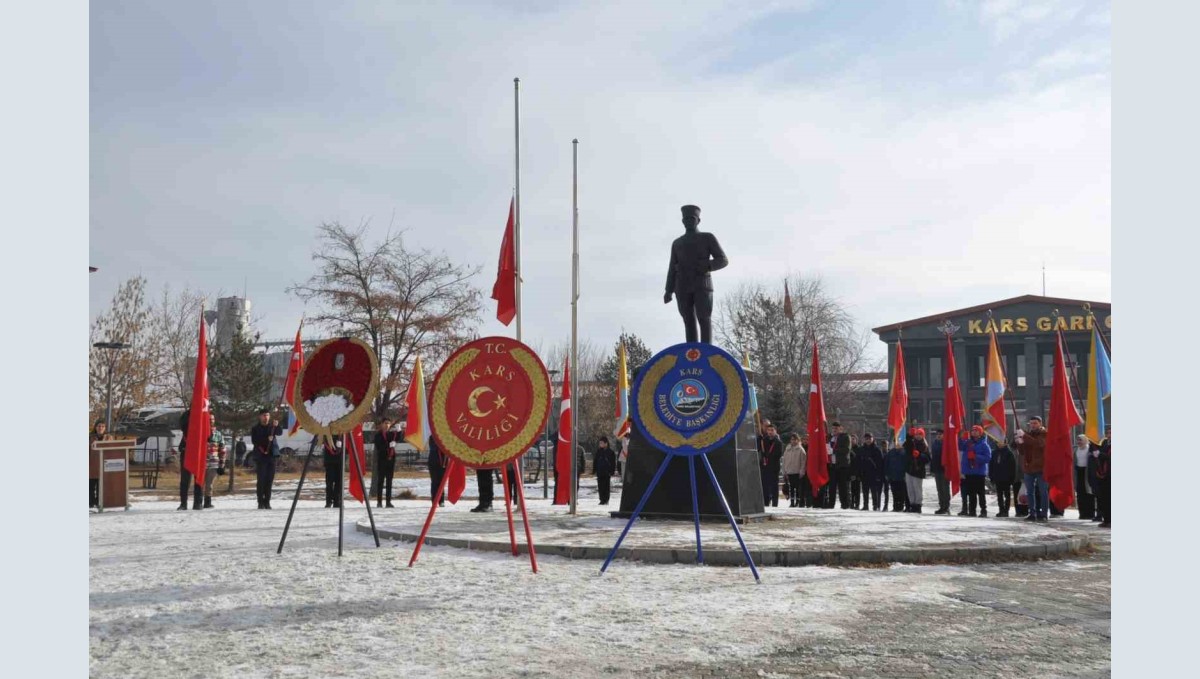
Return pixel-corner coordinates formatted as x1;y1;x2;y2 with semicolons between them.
757;417;1111;528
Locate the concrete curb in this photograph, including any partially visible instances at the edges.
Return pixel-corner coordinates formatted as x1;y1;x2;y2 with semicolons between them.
356;519;1092;567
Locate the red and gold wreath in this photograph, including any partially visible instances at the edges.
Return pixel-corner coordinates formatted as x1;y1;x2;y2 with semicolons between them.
292;337;380;437
429;337;550;469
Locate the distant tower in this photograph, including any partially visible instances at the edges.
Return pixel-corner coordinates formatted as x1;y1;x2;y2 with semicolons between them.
214;296;252;351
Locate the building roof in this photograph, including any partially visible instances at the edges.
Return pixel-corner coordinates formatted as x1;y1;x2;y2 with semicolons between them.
872;295;1110;334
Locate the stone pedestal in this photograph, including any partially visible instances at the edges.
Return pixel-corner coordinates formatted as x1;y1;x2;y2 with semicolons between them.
613;418;766;522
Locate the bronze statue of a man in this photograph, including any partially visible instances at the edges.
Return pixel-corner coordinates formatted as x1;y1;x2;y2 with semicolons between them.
664;205;728;344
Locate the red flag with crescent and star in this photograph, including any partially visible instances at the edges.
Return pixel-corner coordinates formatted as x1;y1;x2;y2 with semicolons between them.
491;198;517;326
805;343;830;496
1045;330;1083;510
553;358;572;505
283;322;304;435
943;334;965;497
184;312;212;488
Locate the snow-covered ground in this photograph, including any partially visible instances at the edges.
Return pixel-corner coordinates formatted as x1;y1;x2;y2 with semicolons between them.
91;477;1110;678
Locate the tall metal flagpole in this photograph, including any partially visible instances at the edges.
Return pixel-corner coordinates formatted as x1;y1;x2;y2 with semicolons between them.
569;139;580;515
514;77;522;343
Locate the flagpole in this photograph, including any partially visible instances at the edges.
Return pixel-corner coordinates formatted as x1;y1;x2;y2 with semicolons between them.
1083;303;1112;355
569;138;580;516
1051;310;1088;420
514;77;522;343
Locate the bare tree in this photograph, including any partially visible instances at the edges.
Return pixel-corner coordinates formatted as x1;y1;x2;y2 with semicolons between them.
148;284;208;407
289;222;484;418
715;275;879;432
89;277;156;427
537;339;610;455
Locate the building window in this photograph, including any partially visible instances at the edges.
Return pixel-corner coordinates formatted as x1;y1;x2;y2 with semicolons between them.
1042;400;1051;420
976;356;986;388
907;356;923;388
972;401;986;426
909;400;924;424
928;399;943;426
1042;352;1080;387
1016;354;1026;387
929;356;942;389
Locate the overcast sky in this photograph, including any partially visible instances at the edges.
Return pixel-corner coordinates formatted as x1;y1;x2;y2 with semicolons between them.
90;0;1110;366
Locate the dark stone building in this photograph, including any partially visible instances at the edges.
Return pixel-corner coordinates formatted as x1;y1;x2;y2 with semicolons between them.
873;295;1111;435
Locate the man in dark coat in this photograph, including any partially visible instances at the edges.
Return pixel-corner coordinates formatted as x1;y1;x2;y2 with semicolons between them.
373;418;401;508
1089;427;1111;527
177;409;203;511
757;422;784;508
849;435;863;510
249;409;282;510
323;435;344;509
594;436;618;505
989;439;1017;517
830;422;853;509
930;430;952;515
884;444;908;512
856;433;885;511
426;436;447;508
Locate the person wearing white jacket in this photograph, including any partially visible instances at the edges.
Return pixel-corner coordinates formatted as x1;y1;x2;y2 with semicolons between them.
781;433;808;508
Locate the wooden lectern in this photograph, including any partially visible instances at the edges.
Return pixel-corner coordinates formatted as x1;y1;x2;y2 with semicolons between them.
92;439;133;512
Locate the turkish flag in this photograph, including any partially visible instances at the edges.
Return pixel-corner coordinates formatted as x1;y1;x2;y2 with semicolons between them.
447;458;467;504
283;324;304;435
491;198;517;326
1045;332;1083;509
805;343;830;496
553;358;572;505
347;425;367;503
942;334;964;497
184;313;211;488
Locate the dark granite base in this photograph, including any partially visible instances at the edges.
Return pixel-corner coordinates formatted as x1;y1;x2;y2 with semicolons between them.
614;418;765;521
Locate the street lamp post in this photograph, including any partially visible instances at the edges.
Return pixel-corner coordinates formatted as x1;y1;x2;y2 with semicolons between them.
544;369;560;499
93;341;130;431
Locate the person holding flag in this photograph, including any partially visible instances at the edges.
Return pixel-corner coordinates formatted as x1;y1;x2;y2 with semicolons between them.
179;312;212;511
1017;417;1049;522
805;344;830;504
959;425;993;517
374;417;401;508
249;408;282;509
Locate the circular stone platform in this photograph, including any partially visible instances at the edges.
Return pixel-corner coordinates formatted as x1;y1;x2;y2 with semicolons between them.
356;499;1096;567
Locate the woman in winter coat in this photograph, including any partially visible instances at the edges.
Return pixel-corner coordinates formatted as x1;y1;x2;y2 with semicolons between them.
856;433;885;511
959;425;992;517
988;439;1018;517
781;433;808;508
903;429;931;513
